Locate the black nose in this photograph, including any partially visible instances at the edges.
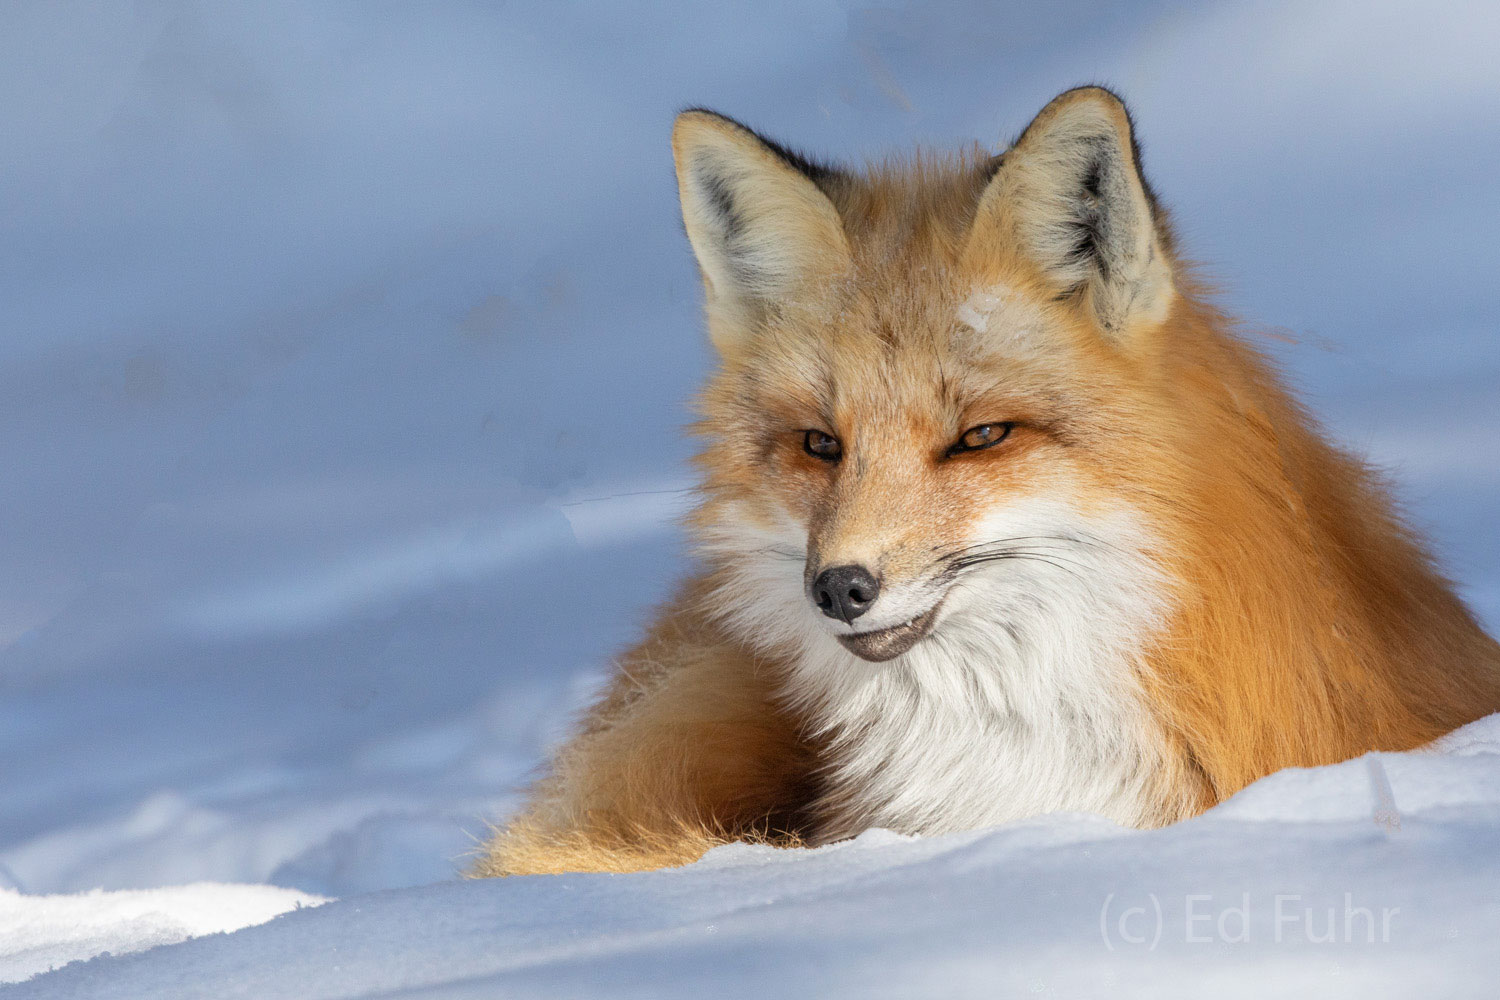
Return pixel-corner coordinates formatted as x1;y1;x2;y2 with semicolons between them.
811;565;880;623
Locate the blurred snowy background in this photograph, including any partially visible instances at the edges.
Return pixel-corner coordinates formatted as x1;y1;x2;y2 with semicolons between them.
2;1;1498;994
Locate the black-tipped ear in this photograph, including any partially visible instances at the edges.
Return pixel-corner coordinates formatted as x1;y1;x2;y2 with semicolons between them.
672;110;851;355
966;87;1174;337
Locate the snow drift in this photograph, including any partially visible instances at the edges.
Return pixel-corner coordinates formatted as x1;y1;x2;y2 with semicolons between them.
8;714;1500;997
3;1;1499;997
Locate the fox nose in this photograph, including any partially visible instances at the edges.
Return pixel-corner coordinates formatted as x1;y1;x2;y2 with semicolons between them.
811;565;880;623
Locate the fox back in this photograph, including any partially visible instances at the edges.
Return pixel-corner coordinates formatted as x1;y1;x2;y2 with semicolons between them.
674;87;1500;840
475;87;1500;877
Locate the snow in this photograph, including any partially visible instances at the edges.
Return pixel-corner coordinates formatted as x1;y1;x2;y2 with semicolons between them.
2;1;1499;996
0;883;326;985
7;715;1500;997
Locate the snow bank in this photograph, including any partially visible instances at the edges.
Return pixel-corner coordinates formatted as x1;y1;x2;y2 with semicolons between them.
2;2;1499;998
9;714;1499;998
0;883;326;985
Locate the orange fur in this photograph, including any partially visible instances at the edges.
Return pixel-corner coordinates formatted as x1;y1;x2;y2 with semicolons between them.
476;88;1500;876
473;579;819;877
1131;288;1500;796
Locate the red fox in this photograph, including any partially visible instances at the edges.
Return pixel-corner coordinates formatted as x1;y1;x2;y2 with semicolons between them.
475;87;1500;876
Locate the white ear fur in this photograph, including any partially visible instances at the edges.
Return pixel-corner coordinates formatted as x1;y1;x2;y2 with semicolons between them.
672;111;851;355
968;87;1174;337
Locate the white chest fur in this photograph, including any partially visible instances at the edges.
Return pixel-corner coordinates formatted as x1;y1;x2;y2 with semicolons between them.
705;499;1177;841
788;611;1172;841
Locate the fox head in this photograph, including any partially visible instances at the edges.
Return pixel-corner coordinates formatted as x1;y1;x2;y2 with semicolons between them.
675;88;1184;677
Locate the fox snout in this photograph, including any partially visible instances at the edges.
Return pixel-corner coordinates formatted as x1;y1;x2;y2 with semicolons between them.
804;555;942;662
809;564;881;623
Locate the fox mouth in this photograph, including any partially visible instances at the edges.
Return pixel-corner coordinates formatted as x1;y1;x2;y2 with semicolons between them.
837;605;940;662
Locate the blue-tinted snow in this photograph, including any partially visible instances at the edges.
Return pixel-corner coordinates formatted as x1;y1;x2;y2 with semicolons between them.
1;2;1497;995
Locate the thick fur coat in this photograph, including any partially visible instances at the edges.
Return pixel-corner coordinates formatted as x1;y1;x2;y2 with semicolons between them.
475;87;1500;877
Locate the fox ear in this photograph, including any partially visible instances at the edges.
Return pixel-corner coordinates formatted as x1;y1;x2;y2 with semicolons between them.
672;110;851;355
968;87;1174;338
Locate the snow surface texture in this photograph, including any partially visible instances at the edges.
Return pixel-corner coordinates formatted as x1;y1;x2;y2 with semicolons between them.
8;716;1500;997
3;1;1499;995
0;884;326;985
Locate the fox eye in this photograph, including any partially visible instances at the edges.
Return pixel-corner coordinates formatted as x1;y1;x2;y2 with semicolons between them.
803;429;842;461
949;422;1013;456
